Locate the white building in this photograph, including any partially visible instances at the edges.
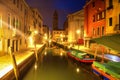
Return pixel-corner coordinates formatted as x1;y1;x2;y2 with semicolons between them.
67;9;84;44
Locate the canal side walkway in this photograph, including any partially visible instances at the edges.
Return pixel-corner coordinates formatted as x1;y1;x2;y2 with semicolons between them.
71;45;120;62
0;44;44;79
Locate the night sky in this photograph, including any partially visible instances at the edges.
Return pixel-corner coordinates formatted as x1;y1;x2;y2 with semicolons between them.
26;0;86;30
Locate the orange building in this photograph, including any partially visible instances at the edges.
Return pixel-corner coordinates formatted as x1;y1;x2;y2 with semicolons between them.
84;0;106;48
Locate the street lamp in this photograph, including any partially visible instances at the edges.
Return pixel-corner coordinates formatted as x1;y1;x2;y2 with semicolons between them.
76;30;80;34
48;39;51;47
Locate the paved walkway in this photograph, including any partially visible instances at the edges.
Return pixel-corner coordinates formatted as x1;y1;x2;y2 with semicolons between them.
72;45;120;62
0;44;44;79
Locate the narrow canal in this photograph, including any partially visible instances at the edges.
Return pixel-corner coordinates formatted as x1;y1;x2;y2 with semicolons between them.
23;47;100;80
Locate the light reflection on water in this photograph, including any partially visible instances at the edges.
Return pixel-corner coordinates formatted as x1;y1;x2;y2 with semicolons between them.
23;48;100;80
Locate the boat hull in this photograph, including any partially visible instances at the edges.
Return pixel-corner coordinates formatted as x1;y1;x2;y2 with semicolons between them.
67;52;95;63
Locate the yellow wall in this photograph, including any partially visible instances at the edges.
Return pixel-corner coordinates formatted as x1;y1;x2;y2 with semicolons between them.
106;0;120;34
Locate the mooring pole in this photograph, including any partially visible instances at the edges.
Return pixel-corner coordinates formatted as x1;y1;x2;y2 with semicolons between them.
9;47;19;80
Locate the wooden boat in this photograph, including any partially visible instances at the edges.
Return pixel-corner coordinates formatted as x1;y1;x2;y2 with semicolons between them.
92;61;120;80
67;50;95;63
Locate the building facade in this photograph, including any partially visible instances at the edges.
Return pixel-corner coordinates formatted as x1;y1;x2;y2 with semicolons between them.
0;0;43;56
84;0;106;47
106;0;120;34
52;29;66;43
67;9;84;44
43;25;49;43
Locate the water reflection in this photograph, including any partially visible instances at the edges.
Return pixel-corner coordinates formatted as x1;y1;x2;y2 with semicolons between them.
23;47;100;80
76;68;80;73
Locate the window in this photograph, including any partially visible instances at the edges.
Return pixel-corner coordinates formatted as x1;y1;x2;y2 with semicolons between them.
92;2;95;7
19;21;21;30
13;17;15;28
102;11;105;19
13;0;16;4
119;14;120;30
97;14;100;21
20;4;22;11
7;39;10;47
107;0;113;10
97;27;100;35
0;15;2;28
8;13;11;29
93;15;95;22
16;18;19;29
109;0;113;6
24;9;27;15
102;26;104;35
17;0;19;8
92;28;95;36
109;17;112;26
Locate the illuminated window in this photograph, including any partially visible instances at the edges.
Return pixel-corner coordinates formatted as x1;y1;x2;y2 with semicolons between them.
109;17;112;26
102;11;105;19
97;14;100;21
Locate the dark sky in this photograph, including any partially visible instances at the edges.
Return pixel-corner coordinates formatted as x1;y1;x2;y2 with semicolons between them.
26;0;86;30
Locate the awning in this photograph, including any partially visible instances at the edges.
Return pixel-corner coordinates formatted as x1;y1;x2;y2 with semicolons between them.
92;34;120;53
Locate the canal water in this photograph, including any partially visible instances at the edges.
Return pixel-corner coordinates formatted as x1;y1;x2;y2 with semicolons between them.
23;47;100;80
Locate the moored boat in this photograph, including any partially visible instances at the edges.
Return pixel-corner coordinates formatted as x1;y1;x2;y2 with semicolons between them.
92;61;120;80
67;49;95;63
